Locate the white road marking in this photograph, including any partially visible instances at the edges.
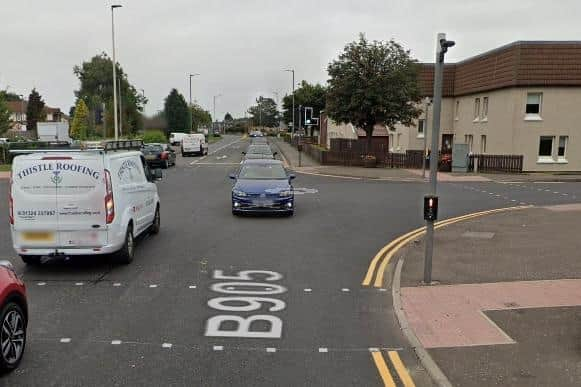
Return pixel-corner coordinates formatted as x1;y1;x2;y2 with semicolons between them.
189;285;197;289
60;338;71;343
341;288;350;292
162;343;172;349
553;192;560;194
149;284;158;288
304;288;312;292
519;202;527;205
75;282;84;286
318;347;328;353
37;282;46;286
562;193;568;196
266;347;277;353
213;345;224;351
113;283;122;287
511;199;517;202
111;340;122;345
368;347;379;352
226;286;235;290
189;156;207;165
378;288;387;292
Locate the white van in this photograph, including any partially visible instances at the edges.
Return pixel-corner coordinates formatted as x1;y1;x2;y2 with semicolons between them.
9;141;162;265
169;132;186;146
181;133;208;157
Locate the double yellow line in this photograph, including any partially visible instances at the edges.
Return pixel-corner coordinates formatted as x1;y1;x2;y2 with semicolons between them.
371;350;416;387
362;206;532;288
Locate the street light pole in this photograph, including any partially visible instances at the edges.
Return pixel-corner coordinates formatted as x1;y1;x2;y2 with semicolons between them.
213;94;222;135
189;73;199;132
284;69;295;136
111;4;122;141
19;95;24;128
422;98;431;179
118;75;123;137
424;33;455;285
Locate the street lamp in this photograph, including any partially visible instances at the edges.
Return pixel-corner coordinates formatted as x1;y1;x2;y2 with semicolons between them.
111;4;122;140
213;94;222;134
422;97;432;179
424;33;455;285
18;95;24;128
189;73;200;132
284;69;295;136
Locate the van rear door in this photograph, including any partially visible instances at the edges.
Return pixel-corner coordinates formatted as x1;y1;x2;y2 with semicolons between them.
11;153;108;249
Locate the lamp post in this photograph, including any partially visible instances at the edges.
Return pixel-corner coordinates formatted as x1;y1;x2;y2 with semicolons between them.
424;33;455;285
111;4;122;140
18;95;24;129
213;94;222;135
284;69;295;136
422;97;432;179
189;73;199;132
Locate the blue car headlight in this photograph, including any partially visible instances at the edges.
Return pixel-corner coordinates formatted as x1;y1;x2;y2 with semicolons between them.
279;190;293;197
233;189;248;197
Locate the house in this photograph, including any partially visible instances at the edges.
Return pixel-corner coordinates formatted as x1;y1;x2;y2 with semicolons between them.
393;41;581;172
6;100;67;132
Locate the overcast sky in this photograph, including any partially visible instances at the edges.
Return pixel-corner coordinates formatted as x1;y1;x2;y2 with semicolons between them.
2;0;580;118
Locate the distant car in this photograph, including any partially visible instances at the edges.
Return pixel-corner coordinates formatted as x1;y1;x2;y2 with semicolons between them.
230;159;295;216
142;143;176;169
169;132;186;146
181;133;208;157
213;129;221;136
0;138;9;144
250;137;268;145
243;153;274;160
0;260;27;372
243;144;277;159
249;131;263;138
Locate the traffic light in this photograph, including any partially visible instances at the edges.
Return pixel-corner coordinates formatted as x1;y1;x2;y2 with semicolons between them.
423;195;439;221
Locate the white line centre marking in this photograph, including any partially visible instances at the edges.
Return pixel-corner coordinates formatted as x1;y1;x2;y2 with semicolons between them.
304;288;312;292
162;343;172;348
266;347;277;353
189;285;197;289
213;345;224;351
318;347;328;353
60;338;71;343
341;288;350;292
149;284;158;288
113;283;121;287
37;282;46;286
111;340;122;345
75;282;84;286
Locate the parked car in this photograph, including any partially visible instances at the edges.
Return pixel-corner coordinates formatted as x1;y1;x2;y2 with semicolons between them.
249;131;263;138
169;132;186;146
142;143;176;169
229;159;295;216
181;133;208;157
10;141;162;265
0;260;27;372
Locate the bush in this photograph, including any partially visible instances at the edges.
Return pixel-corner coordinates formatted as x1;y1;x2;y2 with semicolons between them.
142;130;167;143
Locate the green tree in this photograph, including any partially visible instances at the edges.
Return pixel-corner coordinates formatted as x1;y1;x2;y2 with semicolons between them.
0;92;12;135
3;92;22;102
326;34;421;151
282;81;327;135
70;99;89;140
224;112;233;122
248;97;278;127
164;89;189;134
26;88;46;138
190;103;212;130
74;53;147;136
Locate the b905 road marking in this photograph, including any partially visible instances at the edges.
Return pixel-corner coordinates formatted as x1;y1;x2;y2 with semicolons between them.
205;270;287;339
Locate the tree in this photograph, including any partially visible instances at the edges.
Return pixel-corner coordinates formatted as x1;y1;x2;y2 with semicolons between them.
164;89;189;134
26;88;46;138
224;112;233;122
282;81;327;135
326;34;421;151
191;103;212;130
74;53;147;136
70;99;89;140
0;92;12;135
247;97;278;127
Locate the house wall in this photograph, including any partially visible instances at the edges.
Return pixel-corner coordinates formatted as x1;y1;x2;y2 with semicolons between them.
325;120;358;149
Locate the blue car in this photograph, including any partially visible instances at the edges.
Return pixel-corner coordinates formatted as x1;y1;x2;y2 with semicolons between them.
230;159;295;216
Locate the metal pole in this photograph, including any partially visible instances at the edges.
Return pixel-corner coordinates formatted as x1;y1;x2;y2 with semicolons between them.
189;75;193;133
422;99;430;179
111;5;121;141
298;105;302;167
213;96;216;135
292;71;295;137
424;33;451;284
118;75;123;137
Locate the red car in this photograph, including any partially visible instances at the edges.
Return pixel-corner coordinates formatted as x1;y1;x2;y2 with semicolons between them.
0;261;27;372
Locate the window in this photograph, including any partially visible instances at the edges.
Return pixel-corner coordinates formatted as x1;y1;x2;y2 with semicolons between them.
481;135;487;153
455;100;460;120
464;134;474;152
473;98;480;120
558;136;568;159
417;119;425;137
482;97;488;120
526;93;542;115
538;136;554;158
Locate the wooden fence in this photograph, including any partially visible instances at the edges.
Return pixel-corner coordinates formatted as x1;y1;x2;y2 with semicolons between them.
468;154;523;173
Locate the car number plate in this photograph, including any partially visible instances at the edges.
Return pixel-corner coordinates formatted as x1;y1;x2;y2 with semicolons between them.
22;231;54;242
145;155;156;160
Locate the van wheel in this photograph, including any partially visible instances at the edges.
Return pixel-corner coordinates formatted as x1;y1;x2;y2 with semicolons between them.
115;225;134;264
150;207;160;235
163;160;169;169
20;256;41;265
0;302;27;372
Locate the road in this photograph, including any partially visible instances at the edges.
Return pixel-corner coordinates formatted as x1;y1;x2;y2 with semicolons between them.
1;134;581;386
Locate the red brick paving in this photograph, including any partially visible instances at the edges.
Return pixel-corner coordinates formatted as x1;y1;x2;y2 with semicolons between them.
401;279;581;348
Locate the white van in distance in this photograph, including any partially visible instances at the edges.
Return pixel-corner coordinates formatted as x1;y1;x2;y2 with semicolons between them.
169;132;186;146
9;141;162;264
181;133;208;157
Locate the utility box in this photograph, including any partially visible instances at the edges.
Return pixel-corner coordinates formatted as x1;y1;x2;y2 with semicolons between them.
452;143;469;173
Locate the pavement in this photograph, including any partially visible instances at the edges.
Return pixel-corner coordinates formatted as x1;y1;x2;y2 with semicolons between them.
272;138;581;183
396;204;581;386
1;134;580;385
